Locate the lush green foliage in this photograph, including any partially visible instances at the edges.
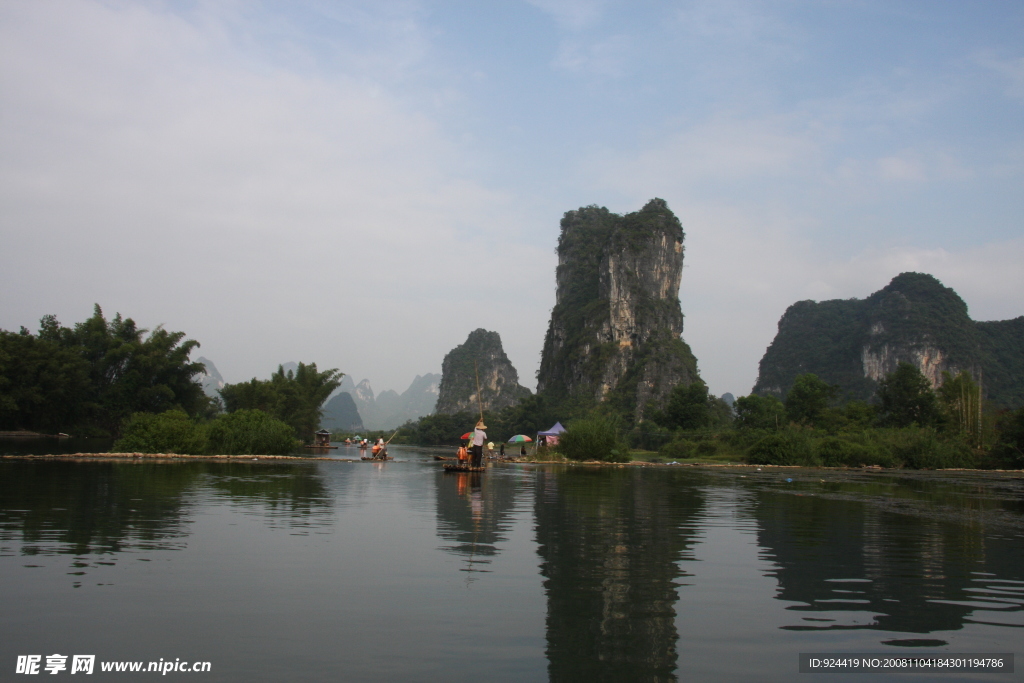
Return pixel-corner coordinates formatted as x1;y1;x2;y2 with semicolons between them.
113;410;208;454
748;431;816;466
112;408;300;456
785;373;838;426
990;407;1024;468
937;370;982;444
0;306;206;435
558;415;627;462
220;363;342;439
734;394;786;430
876;362;939;427
976;317;1024;409
206;409;297;455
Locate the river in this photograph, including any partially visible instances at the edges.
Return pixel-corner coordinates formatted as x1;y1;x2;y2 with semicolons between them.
1;446;1021;681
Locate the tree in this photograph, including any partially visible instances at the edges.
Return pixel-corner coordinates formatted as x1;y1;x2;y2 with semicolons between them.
991;407;1024;467
220;362;343;439
0;329;91;432
650;382;714;431
876;362;939;428
785;373;838;427
559;414;626;462
66;306;206;434
937;370;982;446
734;394;786;430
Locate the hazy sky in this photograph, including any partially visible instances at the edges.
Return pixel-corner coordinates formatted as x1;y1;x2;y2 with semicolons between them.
2;1;1022;397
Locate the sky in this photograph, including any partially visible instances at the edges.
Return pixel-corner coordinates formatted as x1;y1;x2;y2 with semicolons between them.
2;0;1022;398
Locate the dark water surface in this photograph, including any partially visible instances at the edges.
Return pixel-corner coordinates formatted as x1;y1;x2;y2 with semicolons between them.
2;448;1022;682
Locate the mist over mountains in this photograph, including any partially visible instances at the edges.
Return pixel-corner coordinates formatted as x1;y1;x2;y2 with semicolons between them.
197;358;440;431
324;373;441;431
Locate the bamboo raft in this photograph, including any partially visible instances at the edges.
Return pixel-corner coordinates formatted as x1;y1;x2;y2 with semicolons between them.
361;456;392;461
443;463;486;473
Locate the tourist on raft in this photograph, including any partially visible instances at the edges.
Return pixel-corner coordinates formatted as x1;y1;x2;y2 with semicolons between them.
470;421;487;468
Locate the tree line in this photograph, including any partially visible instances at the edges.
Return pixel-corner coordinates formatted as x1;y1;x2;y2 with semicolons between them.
1;307;342;455
396;361;1023;470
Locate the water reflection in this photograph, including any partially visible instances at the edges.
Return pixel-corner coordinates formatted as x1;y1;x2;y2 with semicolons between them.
0;460;333;556
535;467;705;683
748;473;1024;640
0;436;114;455
434;470;525;581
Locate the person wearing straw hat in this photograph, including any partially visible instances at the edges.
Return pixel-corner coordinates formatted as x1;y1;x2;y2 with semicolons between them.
470;420;487;468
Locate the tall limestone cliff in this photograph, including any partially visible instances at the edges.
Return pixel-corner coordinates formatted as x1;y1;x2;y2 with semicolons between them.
435;329;531;415
536;198;701;421
753;272;1024;407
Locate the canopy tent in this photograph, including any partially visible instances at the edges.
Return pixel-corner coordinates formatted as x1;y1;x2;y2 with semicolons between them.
537;422;566;436
537;422;566;446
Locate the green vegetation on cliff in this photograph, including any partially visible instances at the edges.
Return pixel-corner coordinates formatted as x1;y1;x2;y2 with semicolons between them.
754;272;1024;408
537;199;700;422
434;329;530;415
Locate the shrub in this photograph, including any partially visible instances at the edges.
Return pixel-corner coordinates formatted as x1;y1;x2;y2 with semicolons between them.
559;415;628;462
816;436;872;467
206;409;298;455
113;410;207;454
747;431;818;466
881;428;973;469
989;407;1024;468
695;441;719;456
659;440;693;460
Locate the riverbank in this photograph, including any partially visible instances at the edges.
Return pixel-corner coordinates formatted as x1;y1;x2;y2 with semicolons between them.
1;452;352;462
3;451;1022;475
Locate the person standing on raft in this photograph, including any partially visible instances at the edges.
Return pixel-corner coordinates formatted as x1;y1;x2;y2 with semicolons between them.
470;421;487;468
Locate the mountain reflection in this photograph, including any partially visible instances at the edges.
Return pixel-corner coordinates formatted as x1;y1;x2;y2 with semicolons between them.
0;460;332;555
751;479;1024;638
434;470;524;580
535;467;705;683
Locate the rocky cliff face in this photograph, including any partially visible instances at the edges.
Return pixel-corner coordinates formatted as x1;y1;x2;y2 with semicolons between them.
753;272;1024;407
435;329;531;415
536;199;701;421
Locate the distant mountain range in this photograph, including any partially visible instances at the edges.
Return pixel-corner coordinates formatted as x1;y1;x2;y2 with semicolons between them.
196;357;225;399
196;358;440;430
323;372;441;431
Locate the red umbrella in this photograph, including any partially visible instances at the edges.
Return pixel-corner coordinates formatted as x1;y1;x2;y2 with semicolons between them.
460;432;473;440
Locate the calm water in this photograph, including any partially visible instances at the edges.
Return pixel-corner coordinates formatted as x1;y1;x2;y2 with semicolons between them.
1;447;1022;682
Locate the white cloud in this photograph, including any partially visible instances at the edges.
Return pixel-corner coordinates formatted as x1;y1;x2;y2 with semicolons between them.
0;0;554;392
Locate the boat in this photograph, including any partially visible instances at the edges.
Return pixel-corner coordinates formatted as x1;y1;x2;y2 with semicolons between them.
361;455;392;461
443;463;486;473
